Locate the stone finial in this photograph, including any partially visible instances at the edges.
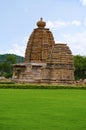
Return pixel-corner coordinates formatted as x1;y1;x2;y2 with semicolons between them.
40;17;43;21
37;18;46;28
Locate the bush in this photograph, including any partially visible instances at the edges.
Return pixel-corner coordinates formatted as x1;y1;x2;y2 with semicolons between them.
0;82;15;84
0;84;86;89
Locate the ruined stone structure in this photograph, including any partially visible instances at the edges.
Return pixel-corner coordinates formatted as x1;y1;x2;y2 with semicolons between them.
12;18;74;84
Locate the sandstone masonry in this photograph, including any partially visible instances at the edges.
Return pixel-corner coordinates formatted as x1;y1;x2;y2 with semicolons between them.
12;18;74;84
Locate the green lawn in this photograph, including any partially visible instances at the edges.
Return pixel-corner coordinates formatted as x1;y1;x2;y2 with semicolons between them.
0;89;86;130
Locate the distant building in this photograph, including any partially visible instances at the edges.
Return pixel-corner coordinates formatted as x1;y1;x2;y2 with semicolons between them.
12;18;74;84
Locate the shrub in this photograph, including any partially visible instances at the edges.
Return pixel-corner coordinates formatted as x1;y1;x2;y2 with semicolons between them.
0;83;86;89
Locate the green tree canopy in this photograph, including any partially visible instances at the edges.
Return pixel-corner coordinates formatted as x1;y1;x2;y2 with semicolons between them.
0;54;16;78
74;55;86;80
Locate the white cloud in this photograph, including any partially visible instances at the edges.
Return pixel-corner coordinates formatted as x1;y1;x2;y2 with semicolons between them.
83;18;86;26
8;36;28;56
46;20;69;29
80;0;86;6
46;20;81;29
8;43;26;56
47;21;67;28
62;31;86;55
71;20;81;26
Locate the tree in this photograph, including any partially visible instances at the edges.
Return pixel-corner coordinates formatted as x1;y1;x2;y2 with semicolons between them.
74;55;86;80
0;54;16;78
6;54;16;64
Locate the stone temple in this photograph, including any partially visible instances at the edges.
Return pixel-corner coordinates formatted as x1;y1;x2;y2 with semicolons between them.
12;18;74;84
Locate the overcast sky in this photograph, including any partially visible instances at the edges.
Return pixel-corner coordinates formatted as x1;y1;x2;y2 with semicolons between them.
0;0;86;56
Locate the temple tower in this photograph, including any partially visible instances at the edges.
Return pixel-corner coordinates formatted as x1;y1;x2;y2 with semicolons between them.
25;18;55;63
42;44;74;83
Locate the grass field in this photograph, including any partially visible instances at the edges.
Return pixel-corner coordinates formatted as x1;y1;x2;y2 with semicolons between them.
0;89;86;130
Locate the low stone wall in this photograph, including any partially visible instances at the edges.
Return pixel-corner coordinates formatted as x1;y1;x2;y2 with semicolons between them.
75;79;86;85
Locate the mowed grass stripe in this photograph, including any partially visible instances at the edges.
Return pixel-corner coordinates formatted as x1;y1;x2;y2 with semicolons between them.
0;89;86;130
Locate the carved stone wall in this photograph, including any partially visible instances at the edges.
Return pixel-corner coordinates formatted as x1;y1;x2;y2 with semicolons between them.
13;63;46;83
42;44;74;83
